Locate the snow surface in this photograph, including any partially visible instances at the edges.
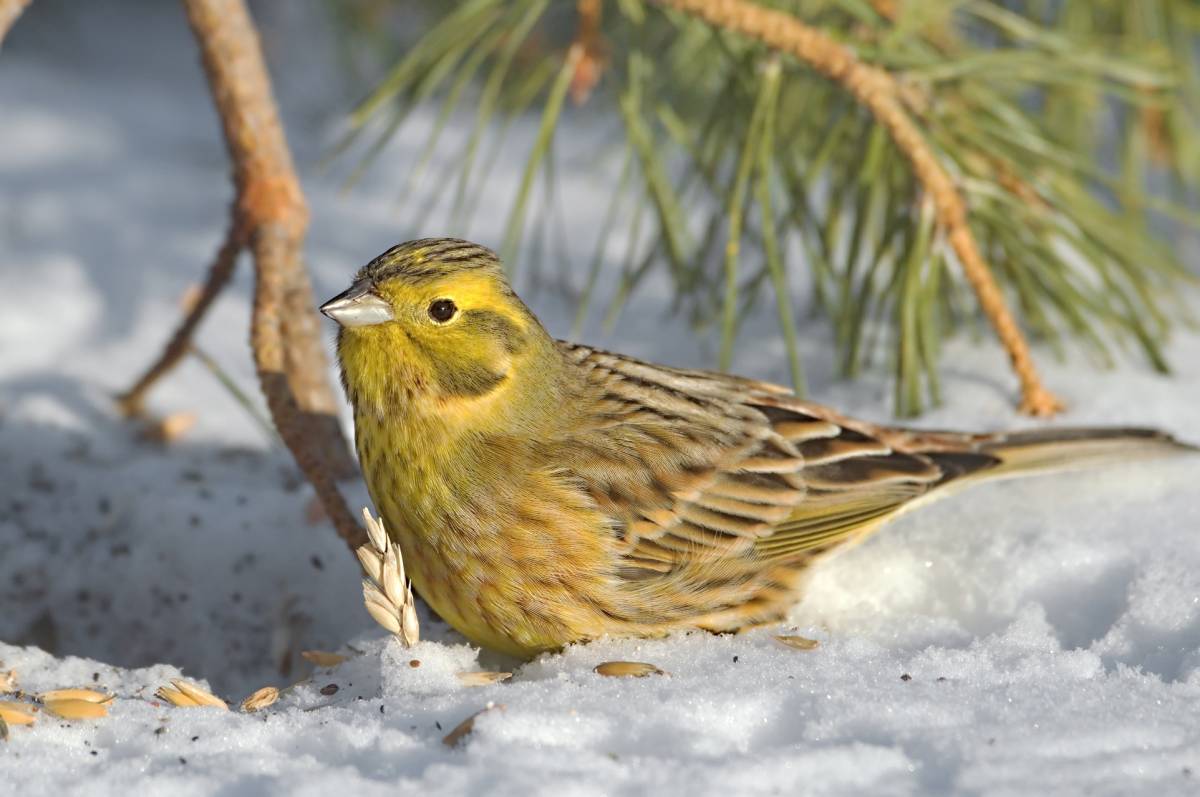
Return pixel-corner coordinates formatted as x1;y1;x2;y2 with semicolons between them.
2;3;1199;795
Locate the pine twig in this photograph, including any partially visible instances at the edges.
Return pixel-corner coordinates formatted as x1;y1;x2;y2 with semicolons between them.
0;0;31;47
657;0;1065;416
180;0;366;551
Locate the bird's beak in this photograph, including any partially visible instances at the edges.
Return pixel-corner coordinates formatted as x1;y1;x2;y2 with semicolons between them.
320;281;394;328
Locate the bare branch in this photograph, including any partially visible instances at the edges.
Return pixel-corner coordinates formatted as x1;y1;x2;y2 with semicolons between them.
0;0;31;47
250;224;366;550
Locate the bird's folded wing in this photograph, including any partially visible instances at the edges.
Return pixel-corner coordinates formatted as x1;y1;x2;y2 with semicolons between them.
618;411;948;575
558;343;960;579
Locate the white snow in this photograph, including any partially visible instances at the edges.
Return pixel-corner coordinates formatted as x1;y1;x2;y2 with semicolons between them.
2;3;1199;795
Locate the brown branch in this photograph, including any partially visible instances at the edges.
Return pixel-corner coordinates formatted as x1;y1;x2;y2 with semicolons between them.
277;254;358;479
869;0;898;20
0;0;31;46
251;224;366;550
658;0;1065;416
0;0;30;44
118;210;244;417
180;0;364;551
571;0;607;105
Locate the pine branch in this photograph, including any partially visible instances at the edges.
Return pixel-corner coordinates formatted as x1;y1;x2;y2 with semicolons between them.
659;0;1062;415
338;0;1197;417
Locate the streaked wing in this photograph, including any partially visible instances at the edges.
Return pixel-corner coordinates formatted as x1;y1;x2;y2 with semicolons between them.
557;343;997;620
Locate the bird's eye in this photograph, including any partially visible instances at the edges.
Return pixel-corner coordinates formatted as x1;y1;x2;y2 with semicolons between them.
428;299;457;323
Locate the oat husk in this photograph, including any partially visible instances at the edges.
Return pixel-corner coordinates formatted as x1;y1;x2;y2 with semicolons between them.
442;702;502;748
240;686;279;713
39;688;113;704
156;679;227;710
774;634;820;651
43;698;109;720
593;661;665;678
0;701;36;726
301;651;348;668
456;671;512;687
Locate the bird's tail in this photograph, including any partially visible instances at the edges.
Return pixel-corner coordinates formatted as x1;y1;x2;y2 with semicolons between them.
974;427;1190;475
891;425;1197;486
976;426;1196;477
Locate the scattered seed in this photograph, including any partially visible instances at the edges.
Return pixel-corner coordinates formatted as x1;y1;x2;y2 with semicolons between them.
143;412;197;444
774;634;820;651
456;671;512;687
901;673;912;682
0;702;36;727
0;670;16;693
239;687;279;713
157;680;227;710
43;699;108;720
442;703;502;748
593;661;665;678
38;689;113;704
320;684;339;696
155;687;197;707
301;651;347;668
409;659;421;668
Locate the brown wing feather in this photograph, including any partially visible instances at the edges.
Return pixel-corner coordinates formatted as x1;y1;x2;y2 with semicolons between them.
555;343;999;629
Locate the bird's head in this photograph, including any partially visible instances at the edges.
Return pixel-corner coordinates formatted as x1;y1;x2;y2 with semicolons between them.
321;239;561;424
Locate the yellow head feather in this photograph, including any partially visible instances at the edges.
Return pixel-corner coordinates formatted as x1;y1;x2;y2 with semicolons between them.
333;239;566;436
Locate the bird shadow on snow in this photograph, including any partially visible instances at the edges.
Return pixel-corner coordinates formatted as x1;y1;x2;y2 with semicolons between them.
2;371;1199;696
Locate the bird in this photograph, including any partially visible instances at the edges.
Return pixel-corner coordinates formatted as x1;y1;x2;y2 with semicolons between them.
321;238;1193;658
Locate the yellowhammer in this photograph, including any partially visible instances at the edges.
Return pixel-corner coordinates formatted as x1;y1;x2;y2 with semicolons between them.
322;238;1192;657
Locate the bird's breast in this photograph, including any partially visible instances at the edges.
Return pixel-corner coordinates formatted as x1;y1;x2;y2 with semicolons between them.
353;409;631;656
